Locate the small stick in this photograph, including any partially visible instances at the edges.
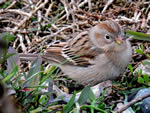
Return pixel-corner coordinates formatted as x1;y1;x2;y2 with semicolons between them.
102;0;114;13
0;9;30;16
6;1;17;9
12;0;48;33
45;2;54;17
115;93;150;113
17;34;27;52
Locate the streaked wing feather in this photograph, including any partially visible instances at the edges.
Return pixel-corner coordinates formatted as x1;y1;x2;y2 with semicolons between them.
44;42;71;64
45;31;103;66
42;53;72;64
61;31;99;66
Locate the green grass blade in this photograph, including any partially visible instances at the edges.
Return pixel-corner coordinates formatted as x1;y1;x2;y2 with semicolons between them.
126;30;150;41
24;57;42;87
64;93;76;113
77;86;91;105
2;66;18;83
81;105;107;113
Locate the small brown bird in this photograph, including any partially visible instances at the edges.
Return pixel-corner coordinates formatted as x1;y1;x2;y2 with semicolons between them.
19;20;132;86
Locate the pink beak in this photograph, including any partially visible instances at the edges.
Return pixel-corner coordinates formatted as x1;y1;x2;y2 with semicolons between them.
116;38;123;43
115;34;126;44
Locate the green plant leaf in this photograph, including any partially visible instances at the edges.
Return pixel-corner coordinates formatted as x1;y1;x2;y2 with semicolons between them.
64;93;76;113
80;105;107;113
137;69;143;75
30;107;43;113
89;88;96;102
126;30;150;41
78;86;91;105
0;53;16;64
0;33;16;64
143;74;149;83
23;57;42;87
140;45;144;50
128;64;133;75
2;65;18;83
0;32;16;43
137;77;144;84
136;49;144;54
98;89;108;107
0;1;11;9
142;61;150;66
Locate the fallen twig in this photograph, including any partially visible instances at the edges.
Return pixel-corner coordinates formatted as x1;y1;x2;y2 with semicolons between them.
102;0;114;13
0;9;30;16
12;0;48;33
115;93;150;113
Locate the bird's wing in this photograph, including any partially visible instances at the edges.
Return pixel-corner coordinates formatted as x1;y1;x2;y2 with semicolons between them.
45;31;104;66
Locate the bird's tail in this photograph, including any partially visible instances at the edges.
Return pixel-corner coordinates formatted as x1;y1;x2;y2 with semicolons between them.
19;53;39;61
19;53;69;64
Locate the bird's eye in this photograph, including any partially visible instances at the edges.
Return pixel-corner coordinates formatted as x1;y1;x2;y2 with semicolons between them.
105;34;111;40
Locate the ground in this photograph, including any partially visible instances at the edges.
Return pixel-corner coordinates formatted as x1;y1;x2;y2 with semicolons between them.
0;0;150;113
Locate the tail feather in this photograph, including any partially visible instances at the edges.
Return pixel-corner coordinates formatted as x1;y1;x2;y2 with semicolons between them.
19;42;72;64
19;53;71;65
19;53;39;61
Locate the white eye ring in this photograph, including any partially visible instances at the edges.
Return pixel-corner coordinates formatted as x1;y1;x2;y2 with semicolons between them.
105;34;111;40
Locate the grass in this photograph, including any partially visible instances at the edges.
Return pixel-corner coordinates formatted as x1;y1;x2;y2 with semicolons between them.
0;0;150;112
0;30;150;112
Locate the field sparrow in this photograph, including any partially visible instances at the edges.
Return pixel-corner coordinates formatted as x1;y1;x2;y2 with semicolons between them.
19;20;132;86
